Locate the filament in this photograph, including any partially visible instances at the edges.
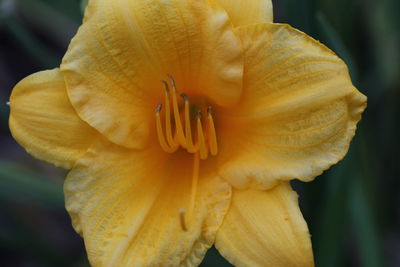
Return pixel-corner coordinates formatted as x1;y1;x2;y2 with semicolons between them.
161;81;176;147
156;105;177;153
196;113;208;160
168;75;186;147
207;107;218;156
182;94;196;152
156;75;218;159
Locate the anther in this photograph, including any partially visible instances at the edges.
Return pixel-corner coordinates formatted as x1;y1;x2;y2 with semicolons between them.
167;74;177;89
161;80;170;92
180;93;189;101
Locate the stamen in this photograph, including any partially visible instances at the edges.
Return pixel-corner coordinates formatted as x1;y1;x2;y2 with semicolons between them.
156;75;219;158
181;94;196;152
168;75;186;146
207;106;218;156
156;105;177;153
179;208;188;232
161;80;176;147
196;112;208;160
179;152;200;232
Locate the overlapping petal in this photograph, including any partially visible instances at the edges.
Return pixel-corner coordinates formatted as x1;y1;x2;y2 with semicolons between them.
9;69;98;169
61;0;243;149
216;23;367;189
215;182;314;267
64;139;231;266
214;0;273;26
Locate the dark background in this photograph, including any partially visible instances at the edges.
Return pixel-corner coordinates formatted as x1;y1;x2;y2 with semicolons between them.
0;0;399;266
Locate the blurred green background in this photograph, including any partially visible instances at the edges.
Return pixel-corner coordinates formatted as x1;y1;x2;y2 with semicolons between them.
0;0;399;266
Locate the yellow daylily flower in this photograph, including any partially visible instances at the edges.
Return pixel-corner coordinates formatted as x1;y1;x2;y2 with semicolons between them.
9;0;367;266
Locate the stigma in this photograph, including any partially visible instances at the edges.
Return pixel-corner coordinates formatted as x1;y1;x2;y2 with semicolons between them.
155;75;218;160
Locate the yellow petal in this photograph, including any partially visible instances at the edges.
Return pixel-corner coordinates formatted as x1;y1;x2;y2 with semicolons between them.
9;69;98;169
214;0;273;26
61;0;243;149
217;23;367;189
65;139;231;266
215;182;314;267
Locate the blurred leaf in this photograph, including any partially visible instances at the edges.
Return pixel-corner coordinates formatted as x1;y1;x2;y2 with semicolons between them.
0;161;64;209
278;0;314;34
24;0;82;22
17;0;80;46
349;176;386;267
1;15;59;68
316;11;359;83
346;130;386;267
366;0;400;88
315;0;359;46
0;203;86;267
313;157;351;267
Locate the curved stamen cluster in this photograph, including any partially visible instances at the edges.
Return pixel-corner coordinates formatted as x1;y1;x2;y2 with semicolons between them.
156;75;218;160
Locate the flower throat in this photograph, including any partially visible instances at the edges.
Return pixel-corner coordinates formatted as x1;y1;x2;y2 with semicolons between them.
155;75;218;160
155;75;218;231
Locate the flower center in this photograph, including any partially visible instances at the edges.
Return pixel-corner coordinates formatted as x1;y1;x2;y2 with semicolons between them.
155;75;219;231
155;75;218;160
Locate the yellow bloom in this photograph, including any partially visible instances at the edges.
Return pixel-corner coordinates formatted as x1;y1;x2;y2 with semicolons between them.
9;0;366;266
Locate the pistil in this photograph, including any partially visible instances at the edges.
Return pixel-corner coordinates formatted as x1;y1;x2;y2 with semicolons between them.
178;151;200;232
